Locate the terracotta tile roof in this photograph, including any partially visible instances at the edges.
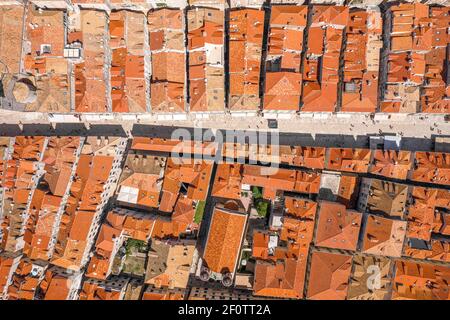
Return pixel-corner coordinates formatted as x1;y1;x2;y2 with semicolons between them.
252;230;270;260
202;206;247;274
280;217;315;250
74;10;108;112
0;253;21;298
314;201;362;251
13;136;46;161
242;165;320;200
87;209;156;280
341;9;382;112
40;267;78;300
162;157;213;202
269;27;304;56
306;251;352;300
151;218;189;239
252;193;317;300
302;80;339;112
228;8;264;111
148;8;183;30
381;3;449;113
310;5;349;27
131;137;217;157
420;14;450;113
79;277;126;300
367;178;408;216
301;6;349;111
0;5;24;74
187;7;225;112
151;81;185;113
75;63;107;113
152;52;185;84
21;6;70;112
6;258;44;300
142;287;185;300
279;146;325;169
392;260;450;300
412;152;450;186
294;170;321;195
43;137;80;197
306;27;324;55
362;214;407;257
1;137;45;253
264;72;302;111
109;11;146;113
145;239;195;290
118;172;162;209
404;239;450;263
253;258;307;299
51;151;116;271
158;189;179;214
24;192;61;261
271;5;308;27
86;224;123;280
347;255;392;300
25;6;65;60
284;197;317;220
336;174;359;208
211;163;243;200
406;187;450;243
369;150;412;180
172;196;196;229
302;23;343;112
221;142;249;160
326;148;371;173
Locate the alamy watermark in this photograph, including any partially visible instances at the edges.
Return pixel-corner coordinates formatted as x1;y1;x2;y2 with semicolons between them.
366;265;382;291
170;123;280;175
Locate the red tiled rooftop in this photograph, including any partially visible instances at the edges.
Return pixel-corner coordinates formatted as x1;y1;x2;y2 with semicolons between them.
392;260;450;300
211;163;243;200
314;201;362;251
369;150;412;180
306;251;352;300
362;214;407;257
270;5;308;27
412;152;450;186
279;146;325;169
326;148;372;173
253;258;307;299
264;72;302;111
202;207;247;274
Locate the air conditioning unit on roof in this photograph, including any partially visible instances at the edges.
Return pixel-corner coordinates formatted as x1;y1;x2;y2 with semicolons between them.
63;48;81;59
40;44;52;55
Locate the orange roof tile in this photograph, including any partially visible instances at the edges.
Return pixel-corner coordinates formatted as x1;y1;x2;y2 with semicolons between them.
392;260;450;300
306;251;352;300
131;137;217;157
362;214;407;257
211;163;243;200
369;150;412;180
264;72;302;110
310;5;349;27
279;146;325;169
148;8;183;30
202;207;247;274
253;257;307;299
326;148;371;173
79;279;123;300
252;231;270;260
242;165;320;200
314;201;362;251
412;152;450;186
284;197;317;220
